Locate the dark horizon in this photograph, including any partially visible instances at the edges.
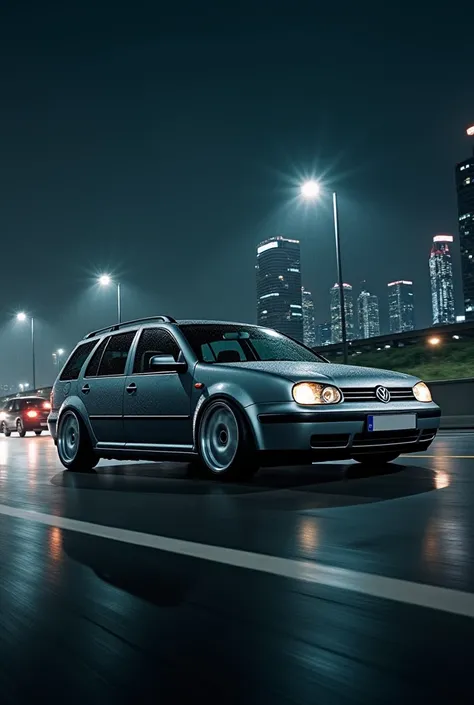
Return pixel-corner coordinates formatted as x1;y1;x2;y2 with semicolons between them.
0;1;473;387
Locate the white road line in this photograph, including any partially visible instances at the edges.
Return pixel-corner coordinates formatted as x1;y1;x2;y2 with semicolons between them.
1;501;474;619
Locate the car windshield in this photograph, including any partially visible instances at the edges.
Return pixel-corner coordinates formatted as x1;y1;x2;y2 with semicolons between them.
180;324;326;363
23;398;46;407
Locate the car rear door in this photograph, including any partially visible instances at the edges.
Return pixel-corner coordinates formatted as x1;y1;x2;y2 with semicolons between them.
79;331;138;444
123;327;193;448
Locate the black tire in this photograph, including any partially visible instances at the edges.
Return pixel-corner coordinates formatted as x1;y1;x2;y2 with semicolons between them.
57;409;98;472
35;430;42;436
1;422;11;437
353;452;400;465
16;420;26;437
196;399;259;481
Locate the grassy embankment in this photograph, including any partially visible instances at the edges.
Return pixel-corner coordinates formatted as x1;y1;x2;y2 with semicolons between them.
324;338;474;381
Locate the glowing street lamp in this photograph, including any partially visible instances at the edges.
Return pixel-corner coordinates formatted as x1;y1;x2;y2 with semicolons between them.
16;312;36;389
300;180;348;364
98;274;122;323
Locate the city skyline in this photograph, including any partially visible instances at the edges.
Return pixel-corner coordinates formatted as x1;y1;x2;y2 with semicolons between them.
358;288;381;339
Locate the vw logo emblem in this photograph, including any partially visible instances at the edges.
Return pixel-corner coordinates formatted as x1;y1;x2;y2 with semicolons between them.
375;385;391;403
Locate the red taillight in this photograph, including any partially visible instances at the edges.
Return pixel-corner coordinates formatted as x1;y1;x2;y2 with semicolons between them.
43;401;51;410
26;410;38;418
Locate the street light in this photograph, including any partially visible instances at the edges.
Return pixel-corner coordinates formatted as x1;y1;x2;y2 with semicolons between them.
16;312;36;389
98;274;122;323
300;180;348;364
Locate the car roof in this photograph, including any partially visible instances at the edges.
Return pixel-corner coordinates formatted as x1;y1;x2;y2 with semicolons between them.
83;319;260;340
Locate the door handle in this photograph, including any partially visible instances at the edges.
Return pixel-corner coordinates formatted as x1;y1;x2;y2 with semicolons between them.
81;384;90;394
126;383;137;394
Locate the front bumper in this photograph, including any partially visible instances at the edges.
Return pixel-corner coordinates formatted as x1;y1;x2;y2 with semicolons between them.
247;401;441;463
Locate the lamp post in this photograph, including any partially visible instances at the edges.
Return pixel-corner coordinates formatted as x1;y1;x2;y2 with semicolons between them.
16;312;36;389
98;274;122;323
300;181;348;364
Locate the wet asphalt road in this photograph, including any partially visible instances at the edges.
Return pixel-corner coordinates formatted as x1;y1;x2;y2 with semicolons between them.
1;431;474;704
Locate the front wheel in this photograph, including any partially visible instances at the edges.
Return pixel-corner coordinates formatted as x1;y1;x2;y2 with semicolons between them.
196;400;259;481
353;452;400;465
1;422;11;437
57;410;98;472
16;420;26;437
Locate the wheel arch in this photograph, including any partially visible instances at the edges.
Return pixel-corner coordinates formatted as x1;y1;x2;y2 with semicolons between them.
193;393;259;451
57;397;97;447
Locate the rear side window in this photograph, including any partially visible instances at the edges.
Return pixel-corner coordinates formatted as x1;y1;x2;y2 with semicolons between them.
97;331;136;376
60;341;97;381
85;337;110;377
133;328;181;373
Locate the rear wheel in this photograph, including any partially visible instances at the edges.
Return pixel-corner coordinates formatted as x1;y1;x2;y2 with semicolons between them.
35;430;42;436
16;420;26;437
1;422;10;437
196;399;259;481
57;410;98;472
353;452;400;465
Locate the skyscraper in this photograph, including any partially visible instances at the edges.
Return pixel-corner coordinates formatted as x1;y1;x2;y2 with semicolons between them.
388;280;415;332
301;287;316;347
330;283;354;343
316;322;332;346
357;288;380;339
429;234;455;324
455;126;474;319
256;236;303;340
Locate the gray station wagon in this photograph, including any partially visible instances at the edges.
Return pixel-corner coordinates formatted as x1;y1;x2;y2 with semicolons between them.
48;316;441;480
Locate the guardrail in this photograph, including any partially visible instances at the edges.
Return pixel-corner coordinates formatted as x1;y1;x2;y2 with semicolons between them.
429;378;474;429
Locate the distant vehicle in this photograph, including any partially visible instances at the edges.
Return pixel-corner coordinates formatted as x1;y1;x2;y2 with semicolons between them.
1;396;51;437
48;317;441;480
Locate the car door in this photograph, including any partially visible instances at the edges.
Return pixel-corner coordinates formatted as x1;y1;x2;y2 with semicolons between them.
123;327;193;448
79;331;138;444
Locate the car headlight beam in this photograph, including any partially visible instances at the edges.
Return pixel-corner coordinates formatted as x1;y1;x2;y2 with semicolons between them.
292;382;342;405
413;381;432;403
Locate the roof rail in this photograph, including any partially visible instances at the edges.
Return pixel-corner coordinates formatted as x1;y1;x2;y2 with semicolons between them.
84;316;177;339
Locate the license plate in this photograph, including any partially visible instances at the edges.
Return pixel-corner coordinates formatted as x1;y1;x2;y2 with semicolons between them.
40;422;47;427
367;414;416;432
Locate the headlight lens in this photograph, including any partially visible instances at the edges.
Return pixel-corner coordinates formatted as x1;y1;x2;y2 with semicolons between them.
413;382;432;403
292;382;342;405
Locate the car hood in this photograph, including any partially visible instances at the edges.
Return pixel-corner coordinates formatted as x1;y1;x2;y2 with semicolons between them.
218;361;419;386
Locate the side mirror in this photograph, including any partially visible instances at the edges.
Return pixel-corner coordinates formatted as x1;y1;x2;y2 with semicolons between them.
149;355;187;373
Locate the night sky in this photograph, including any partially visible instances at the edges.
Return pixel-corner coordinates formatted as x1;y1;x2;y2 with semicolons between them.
1;1;473;387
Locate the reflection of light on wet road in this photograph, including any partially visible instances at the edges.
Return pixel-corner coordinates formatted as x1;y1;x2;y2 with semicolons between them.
28;441;38;488
435;471;450;489
0;441;8;477
298;517;319;554
49;526;62;561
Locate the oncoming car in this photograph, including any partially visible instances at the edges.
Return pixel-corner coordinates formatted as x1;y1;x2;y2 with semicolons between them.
48;316;441;480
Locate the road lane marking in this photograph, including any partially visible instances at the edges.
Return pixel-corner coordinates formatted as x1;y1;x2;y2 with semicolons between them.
2;503;474;618
401;455;474;459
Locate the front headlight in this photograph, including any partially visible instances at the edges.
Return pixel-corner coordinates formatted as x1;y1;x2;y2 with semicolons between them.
292;382;342;405
413;381;432;403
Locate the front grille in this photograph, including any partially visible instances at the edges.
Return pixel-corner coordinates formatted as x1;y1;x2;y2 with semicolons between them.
353;429;420;447
341;387;416;402
310;433;350;449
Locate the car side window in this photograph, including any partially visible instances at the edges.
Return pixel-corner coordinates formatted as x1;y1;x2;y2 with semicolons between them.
133;328;181;374
13;400;20;412
60;341;97;381
97;332;136;377
85;337;110;377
